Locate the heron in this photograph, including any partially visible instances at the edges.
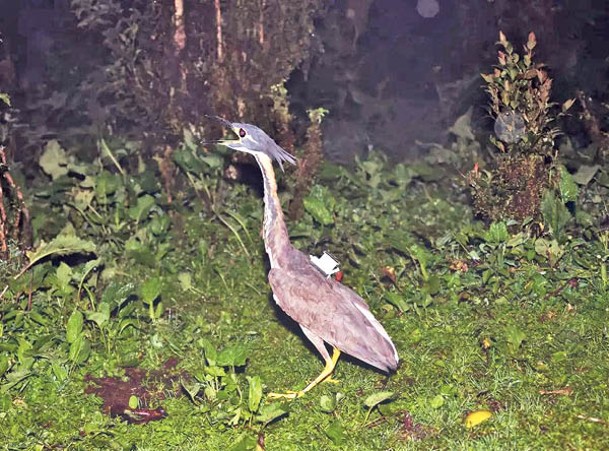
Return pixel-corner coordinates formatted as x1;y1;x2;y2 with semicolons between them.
210;117;399;398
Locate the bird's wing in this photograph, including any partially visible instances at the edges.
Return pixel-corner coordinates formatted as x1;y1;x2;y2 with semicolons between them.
268;251;398;372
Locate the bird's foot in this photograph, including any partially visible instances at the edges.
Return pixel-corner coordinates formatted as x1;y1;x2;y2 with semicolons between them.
323;376;340;384
267;390;304;400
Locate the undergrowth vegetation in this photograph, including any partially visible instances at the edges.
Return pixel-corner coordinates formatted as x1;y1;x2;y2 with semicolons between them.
2;128;609;449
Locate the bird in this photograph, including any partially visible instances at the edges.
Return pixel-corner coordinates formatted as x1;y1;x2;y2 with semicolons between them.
209;117;399;398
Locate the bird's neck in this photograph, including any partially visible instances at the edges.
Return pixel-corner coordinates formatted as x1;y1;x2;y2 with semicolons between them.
255;154;291;268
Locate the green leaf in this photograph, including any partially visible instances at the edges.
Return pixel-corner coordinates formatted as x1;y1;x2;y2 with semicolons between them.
153;301;164;320
541;192;571;240
197;338;217;365
128;195;156;222
78;258;102;292
363;391;395;409
182;127;198;152
408;244;430;280
325;420;346;445
128;395;139;409
485;222;509;244
55;262;73;288
199;154;224;169
66;310;84;343
506;232;528;248
118;318;139;335
0;92;11;106
95;171;121;199
69;335;90;364
51;361;68;382
178;272;193;291
392;164;415;188
99;138;124;175
217;344;248;367
18;235;96;279
247;376;263;413
102;282;135;308
0;355;10;377
39;140;69;180
386;230;412;255
534;238;564;266
423;274;441;296
505;325;526;353
181;380;201;403
319;394;337;413
559;166;578;203
205;365;226;378
229;433;257;451
303;185;335;226
173;148;206;174
149;214;170;236
86;302;110;329
384;292;409;312
430;394;445;409
255;403;288;424
303;197;333;226
140;277;161;305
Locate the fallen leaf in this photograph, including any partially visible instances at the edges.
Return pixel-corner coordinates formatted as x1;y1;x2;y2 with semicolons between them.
465;410;492;428
380;266;397;284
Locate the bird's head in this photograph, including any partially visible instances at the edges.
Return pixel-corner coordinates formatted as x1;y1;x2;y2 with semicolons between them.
208;116;296;171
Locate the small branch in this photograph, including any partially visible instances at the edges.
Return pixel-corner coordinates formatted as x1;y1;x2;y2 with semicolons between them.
214;0;224;62
173;0;186;54
0;148;8;255
258;0;265;46
576;415;609;426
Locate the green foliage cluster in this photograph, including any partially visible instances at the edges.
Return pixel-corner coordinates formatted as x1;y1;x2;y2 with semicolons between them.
471;32;575;224
2;120;609;448
482;31;573;157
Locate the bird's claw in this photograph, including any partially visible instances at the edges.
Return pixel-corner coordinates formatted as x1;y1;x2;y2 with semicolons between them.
323;377;340;384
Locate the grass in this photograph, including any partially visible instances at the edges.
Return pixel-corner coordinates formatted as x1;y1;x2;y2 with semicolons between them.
1;145;609;450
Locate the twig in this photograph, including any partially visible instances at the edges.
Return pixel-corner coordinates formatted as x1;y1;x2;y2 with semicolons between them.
1;145;31;253
258;0;265;46
173;0;188;88
214;0;224;62
27;272;33;310
173;0;186;54
576;414;608;425
0;172;7;255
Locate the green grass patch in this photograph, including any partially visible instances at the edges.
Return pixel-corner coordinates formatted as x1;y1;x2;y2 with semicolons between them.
2;144;609;450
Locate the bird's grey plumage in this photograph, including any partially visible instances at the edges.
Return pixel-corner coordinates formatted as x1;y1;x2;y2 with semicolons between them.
207;116;296;171
229;122;296;171
268;246;398;372
210;117;398;396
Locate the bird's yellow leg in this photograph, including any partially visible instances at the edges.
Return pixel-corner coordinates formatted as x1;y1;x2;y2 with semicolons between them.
268;347;341;399
323;347;341;384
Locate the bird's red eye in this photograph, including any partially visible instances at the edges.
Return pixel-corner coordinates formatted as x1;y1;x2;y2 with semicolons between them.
239;128;246;138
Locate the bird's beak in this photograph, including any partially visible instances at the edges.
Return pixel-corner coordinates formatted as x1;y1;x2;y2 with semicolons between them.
215;134;241;148
202;115;241;147
203;115;259;154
